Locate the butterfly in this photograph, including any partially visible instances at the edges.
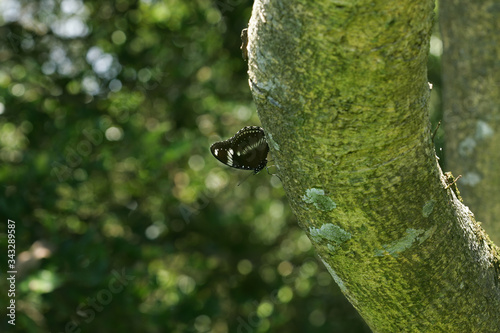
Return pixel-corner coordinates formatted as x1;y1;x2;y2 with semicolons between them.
210;126;269;174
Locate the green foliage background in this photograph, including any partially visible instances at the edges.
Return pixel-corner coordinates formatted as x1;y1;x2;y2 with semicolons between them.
0;0;441;332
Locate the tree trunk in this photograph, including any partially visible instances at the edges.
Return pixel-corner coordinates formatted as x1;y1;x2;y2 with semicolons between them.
246;0;500;331
440;0;500;245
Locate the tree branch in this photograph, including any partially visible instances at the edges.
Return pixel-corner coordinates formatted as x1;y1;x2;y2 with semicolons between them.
441;0;500;245
247;0;500;331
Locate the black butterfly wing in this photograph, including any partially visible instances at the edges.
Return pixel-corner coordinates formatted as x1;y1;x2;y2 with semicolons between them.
231;126;269;172
210;140;232;167
210;126;269;173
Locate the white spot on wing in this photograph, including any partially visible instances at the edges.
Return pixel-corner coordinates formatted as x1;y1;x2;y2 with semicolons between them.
240;137;266;155
227;148;234;166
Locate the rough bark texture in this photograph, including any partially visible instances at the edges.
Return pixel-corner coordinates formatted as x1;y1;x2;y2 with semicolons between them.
440;0;500;245
247;0;500;331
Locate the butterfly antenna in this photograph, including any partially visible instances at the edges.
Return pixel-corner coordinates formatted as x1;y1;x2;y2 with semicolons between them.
237;172;254;186
432;120;441;142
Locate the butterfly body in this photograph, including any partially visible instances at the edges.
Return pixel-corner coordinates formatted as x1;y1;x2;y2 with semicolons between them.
210;126;269;174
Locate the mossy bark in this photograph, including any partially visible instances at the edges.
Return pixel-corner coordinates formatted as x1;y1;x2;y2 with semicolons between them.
247;0;500;331
440;0;500;245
